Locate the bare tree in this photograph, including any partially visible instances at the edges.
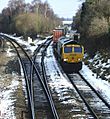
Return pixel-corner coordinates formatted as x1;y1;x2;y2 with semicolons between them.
8;0;25;15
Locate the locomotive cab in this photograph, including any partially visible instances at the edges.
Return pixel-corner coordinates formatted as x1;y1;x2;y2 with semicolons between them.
56;37;84;72
62;41;84;63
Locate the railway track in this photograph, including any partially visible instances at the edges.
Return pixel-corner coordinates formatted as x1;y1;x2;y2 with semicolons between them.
31;37;59;119
1;34;110;119
0;34;59;119
66;72;110;118
45;43;110;118
34;41;110;118
0;34;35;119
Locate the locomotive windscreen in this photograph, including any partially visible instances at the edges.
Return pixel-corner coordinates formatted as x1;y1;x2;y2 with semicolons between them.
74;47;82;53
64;47;72;53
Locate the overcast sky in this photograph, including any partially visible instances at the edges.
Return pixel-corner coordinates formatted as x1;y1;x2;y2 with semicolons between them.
0;0;83;18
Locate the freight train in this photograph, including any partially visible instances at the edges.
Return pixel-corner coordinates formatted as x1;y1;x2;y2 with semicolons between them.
53;28;84;72
53;27;66;44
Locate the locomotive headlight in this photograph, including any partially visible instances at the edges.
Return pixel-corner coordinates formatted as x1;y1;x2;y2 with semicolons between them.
64;59;68;61
78;58;81;61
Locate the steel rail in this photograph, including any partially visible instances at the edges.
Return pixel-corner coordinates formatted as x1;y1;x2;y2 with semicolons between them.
78;72;110;109
1;34;59;119
0;36;35;119
32;38;59;119
2;37;35;119
29;39;46;118
41;40;59;119
67;74;99;119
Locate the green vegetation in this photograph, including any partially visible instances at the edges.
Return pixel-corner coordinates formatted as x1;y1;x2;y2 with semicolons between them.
0;0;62;39
72;0;110;56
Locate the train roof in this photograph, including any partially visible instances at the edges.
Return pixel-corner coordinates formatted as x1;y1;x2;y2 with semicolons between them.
58;37;78;45
53;28;64;31
54;27;66;31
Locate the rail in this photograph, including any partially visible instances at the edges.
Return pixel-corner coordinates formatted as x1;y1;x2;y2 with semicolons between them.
0;34;35;119
32;37;59;119
66;72;110;118
0;34;59;119
41;40;59;119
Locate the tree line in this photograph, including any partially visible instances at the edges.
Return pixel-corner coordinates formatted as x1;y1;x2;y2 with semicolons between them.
0;0;62;39
72;0;110;56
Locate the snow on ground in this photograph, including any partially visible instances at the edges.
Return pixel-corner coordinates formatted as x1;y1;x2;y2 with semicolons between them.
0;34;50;119
0;76;19;119
0;33;47;54
45;46;81;107
45;44;110;106
13;35;110;105
0;34;110;118
80;64;110;103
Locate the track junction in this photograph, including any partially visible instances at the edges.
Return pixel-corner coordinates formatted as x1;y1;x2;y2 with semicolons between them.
0;34;110;119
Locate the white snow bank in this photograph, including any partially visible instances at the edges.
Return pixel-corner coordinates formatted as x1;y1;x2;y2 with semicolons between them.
80;64;110;103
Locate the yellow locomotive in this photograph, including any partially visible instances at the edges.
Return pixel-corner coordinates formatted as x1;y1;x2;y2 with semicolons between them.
54;36;84;72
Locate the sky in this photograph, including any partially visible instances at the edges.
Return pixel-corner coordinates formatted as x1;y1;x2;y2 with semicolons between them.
0;0;83;18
